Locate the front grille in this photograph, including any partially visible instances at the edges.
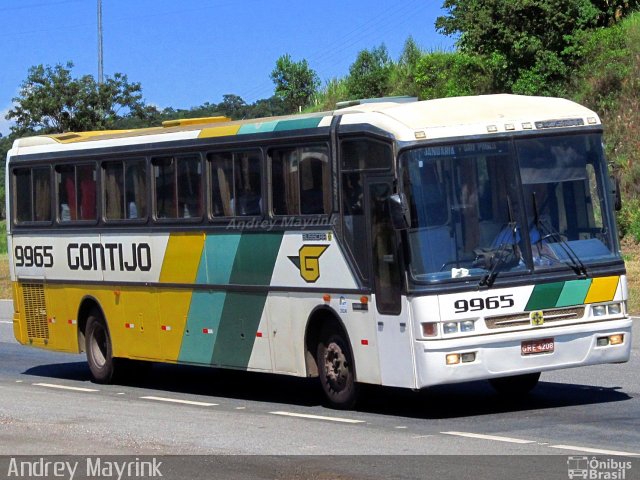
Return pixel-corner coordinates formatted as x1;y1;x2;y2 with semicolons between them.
22;284;49;340
485;306;585;329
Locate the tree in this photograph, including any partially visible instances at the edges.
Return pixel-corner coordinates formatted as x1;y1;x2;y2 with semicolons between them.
6;62;156;136
435;0;604;95
270;54;319;113
216;94;248;119
415;51;491;99
390;37;424;97
345;44;393;99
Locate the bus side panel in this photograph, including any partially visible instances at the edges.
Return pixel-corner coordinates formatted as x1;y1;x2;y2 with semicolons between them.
43;283;80;353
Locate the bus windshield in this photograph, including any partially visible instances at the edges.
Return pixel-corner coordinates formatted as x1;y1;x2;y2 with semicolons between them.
401;133;620;283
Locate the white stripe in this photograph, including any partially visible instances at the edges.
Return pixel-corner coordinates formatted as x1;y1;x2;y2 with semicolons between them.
0;320;13;324
270;411;365;424
550;444;640;457
140;396;218;407
441;431;535;444
33;382;99;392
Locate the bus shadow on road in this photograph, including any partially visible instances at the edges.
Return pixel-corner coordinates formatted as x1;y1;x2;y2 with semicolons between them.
22;360;632;419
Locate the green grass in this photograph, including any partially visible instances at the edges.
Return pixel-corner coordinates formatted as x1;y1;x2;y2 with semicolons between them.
0;220;6;255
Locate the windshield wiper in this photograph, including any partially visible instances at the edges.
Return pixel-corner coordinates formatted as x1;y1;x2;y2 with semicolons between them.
477;221;519;288
532;192;588;277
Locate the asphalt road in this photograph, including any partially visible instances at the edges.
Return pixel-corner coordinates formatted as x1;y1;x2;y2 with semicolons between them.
0;315;639;479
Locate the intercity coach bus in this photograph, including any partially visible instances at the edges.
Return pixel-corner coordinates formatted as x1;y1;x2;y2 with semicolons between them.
6;94;631;408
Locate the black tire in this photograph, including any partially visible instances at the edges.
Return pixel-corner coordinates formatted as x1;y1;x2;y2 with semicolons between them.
489;372;541;396
317;331;358;409
85;309;117;384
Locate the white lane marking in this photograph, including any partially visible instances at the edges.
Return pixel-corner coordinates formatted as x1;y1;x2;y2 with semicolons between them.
270;411;365;424
550;444;640;457
140;396;218;407
441;431;536;444
0;320;13;324
395;426;408;429
33;382;99;393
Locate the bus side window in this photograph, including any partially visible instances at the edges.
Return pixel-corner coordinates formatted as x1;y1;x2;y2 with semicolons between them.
56;164;96;222
269;144;329;216
209;152;234;217
125;160;147;219
234;151;262;216
13;167;52;223
153;155;202;219
104;159;147;220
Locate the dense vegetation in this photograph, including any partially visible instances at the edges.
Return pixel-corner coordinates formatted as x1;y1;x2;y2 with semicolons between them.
1;1;639;240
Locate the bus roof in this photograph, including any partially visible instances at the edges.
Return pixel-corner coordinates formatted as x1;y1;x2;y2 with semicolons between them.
9;94;600;155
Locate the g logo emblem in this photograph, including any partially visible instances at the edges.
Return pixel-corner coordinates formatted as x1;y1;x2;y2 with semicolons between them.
530;310;544;326
289;245;329;283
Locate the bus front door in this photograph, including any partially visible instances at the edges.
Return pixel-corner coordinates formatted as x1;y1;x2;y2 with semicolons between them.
367;180;416;388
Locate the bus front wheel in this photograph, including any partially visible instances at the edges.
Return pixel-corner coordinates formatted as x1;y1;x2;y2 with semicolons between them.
317;331;358;409
489;372;541;396
85;310;117;384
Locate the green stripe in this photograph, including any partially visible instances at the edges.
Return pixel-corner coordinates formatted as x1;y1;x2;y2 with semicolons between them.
238;121;279;135
228;232;284;285
274;117;322;131
525;282;565;311
207;232;283;368
211;292;267;368
555;278;592;307
179;291;225;364
196;234;241;284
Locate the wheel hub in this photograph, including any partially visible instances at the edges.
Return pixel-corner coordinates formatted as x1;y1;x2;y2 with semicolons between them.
324;343;348;390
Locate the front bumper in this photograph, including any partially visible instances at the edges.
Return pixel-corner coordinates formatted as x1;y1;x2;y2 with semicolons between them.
414;317;632;388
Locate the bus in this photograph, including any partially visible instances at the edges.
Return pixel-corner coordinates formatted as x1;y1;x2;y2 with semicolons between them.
6;94;632;409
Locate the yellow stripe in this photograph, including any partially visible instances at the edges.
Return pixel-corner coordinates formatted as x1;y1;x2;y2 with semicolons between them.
584;276;619;304
159;232;205;283
198;125;241;138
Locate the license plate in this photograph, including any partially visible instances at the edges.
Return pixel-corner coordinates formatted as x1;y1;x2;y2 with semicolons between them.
521;338;554;355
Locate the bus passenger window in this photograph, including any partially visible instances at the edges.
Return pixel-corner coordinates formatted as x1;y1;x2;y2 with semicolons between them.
235;152;262;216
14;169;33;223
153;155;202;219
56;164;95;222
209;152;234;217
77;165;96;220
126;161;147;219
269;144;329;215
13;167;52;224
104;160;147;220
208;150;261;217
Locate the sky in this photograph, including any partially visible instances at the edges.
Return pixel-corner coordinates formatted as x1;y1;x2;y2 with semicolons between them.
0;0;455;135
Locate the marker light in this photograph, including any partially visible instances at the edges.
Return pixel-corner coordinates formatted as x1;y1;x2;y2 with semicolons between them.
461;352;476;363
446;354;460;365
608;303;622;315
443;322;459;334
609;334;624;345
592;305;606;317
460;320;475;332
421;322;438;337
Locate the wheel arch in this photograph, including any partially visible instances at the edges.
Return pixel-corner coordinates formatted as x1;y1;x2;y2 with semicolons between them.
303;305;356;379
77;295;106;353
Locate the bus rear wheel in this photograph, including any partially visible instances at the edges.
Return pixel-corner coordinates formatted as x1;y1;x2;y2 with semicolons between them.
317;331;358;409
85;310;117;384
489;372;541;396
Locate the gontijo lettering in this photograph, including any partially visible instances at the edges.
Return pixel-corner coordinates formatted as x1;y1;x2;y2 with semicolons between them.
67;243;152;272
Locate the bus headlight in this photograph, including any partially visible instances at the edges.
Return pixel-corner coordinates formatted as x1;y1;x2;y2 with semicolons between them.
607;303;622;315
443;322;459;334
592;305;606;317
460;320;475;332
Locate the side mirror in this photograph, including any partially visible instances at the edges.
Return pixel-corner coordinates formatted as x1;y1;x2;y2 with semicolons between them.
610;175;622;211
389;193;410;230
